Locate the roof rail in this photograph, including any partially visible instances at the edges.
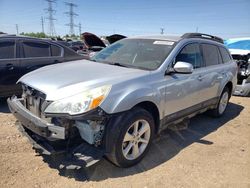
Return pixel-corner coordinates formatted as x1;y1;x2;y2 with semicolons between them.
0;34;16;37
181;33;224;44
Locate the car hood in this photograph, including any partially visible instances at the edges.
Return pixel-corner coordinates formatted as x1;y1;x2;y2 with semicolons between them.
81;32;106;48
106;34;126;44
19;60;148;100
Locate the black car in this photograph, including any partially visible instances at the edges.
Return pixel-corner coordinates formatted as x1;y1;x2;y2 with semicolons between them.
0;35;84;97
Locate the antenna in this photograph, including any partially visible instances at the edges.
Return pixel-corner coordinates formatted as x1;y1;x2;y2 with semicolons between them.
64;2;78;36
44;0;56;37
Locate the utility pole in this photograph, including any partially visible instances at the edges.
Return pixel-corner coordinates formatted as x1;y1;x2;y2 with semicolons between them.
44;0;56;37
160;28;164;35
64;2;78;36
15;24;19;34
78;22;81;36
41;16;45;33
196;27;199;33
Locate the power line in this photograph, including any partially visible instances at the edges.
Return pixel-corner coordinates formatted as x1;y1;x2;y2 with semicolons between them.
41;16;45;33
44;0;56;37
64;2;78;35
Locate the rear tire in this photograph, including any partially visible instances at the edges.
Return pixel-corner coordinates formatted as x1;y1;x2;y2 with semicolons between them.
209;87;230;117
106;107;155;167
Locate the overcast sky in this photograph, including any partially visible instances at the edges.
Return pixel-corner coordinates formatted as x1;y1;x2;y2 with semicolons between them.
0;0;250;39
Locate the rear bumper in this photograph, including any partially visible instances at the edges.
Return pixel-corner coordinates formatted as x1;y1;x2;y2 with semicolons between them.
7;96;65;139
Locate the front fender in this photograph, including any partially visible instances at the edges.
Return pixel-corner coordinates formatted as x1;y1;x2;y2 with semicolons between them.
100;84;162;118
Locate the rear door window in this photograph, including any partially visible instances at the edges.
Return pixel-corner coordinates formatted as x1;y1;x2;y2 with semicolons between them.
175;43;204;69
22;41;50;58
201;44;221;66
219;47;231;63
0;40;15;59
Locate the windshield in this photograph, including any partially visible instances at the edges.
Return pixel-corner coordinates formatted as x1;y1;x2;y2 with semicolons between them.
92;39;175;70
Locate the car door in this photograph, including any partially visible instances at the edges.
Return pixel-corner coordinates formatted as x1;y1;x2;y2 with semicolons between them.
199;43;224;102
163;43;206;122
0;38;22;97
19;40;63;76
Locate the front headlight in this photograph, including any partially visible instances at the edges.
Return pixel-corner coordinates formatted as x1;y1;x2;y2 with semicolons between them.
44;85;111;115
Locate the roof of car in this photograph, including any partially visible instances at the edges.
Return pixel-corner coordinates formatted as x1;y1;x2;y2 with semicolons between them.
129;35;181;41
0;34;61;42
129;33;224;44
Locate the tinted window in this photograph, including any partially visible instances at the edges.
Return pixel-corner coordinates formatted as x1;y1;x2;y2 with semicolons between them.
51;44;61;56
219;47;231;63
202;44;220;66
175;43;203;69
23;41;50;58
0;41;15;59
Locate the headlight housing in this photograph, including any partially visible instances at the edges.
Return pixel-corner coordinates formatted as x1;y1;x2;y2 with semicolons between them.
44;85;111;115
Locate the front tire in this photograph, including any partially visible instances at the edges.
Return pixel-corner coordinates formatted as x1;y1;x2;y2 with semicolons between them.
106;107;155;167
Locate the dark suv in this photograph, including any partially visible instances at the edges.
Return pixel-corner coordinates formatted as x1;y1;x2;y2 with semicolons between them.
0;35;84;97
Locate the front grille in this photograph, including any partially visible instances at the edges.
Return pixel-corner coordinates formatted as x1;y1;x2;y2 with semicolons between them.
22;84;46;118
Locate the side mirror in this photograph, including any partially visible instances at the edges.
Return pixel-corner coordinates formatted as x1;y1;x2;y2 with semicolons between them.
173;61;193;74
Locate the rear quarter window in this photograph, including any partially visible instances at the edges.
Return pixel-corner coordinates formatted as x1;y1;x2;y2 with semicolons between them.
219;47;232;63
64;47;79;57
0;41;15;59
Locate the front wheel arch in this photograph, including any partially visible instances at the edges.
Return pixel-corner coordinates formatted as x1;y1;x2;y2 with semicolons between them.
105;107;155;167
134;101;160;134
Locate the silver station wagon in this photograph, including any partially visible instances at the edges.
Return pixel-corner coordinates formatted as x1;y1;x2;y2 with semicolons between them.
8;33;237;168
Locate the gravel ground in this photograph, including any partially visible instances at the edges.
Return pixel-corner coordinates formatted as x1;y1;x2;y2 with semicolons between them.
0;96;249;188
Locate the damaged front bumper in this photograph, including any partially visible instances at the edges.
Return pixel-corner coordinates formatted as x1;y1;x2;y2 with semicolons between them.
7;96;105;168
8;97;65;139
233;79;250;96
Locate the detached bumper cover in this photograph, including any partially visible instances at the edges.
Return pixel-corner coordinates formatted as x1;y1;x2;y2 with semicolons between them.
7;97;65;139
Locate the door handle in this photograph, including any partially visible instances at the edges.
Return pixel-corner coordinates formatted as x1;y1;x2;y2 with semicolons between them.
217;76;223;80
6;64;14;71
222;72;226;76
217;72;226;80
197;75;203;81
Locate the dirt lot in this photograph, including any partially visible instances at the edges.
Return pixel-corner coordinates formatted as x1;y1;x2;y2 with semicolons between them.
0;96;249;188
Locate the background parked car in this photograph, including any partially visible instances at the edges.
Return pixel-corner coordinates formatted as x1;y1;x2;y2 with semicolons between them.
0;34;84;97
68;41;86;51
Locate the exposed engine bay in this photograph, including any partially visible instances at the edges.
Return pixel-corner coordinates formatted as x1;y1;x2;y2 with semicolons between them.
231;50;250;96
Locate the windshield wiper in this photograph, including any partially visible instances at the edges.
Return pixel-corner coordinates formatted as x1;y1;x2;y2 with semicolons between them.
107;62;128;68
89;59;97;62
96;60;129;68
